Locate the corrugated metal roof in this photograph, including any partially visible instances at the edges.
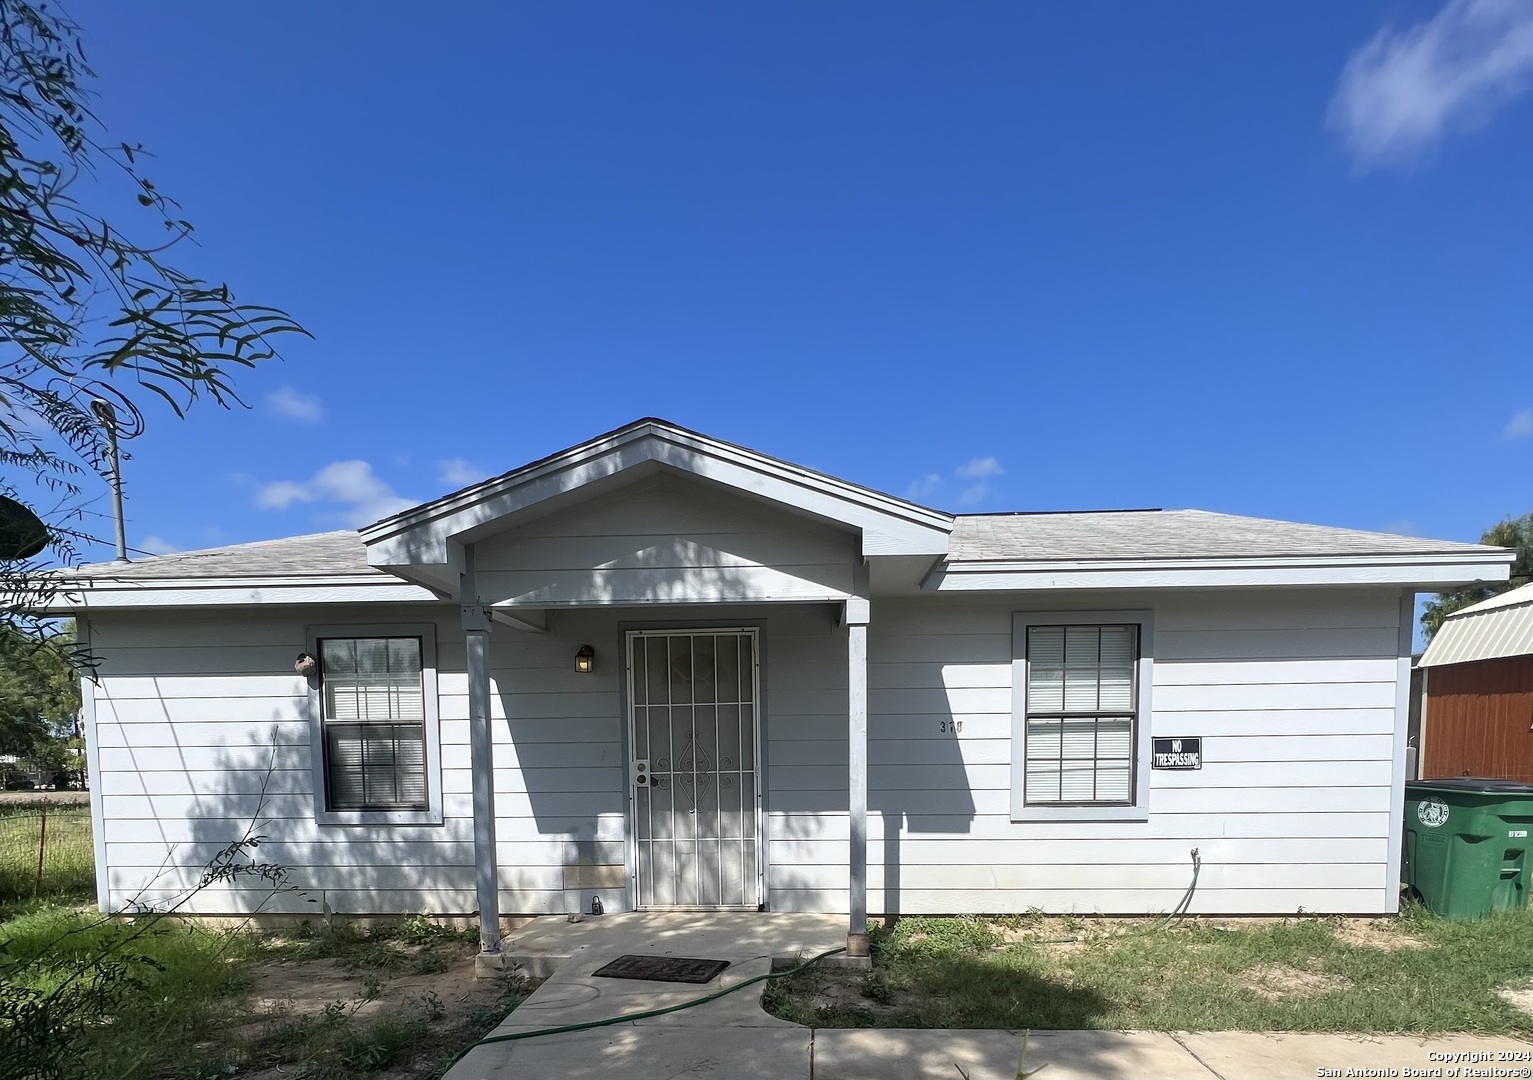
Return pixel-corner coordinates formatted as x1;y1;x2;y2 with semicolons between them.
948;509;1498;562
1418;582;1533;668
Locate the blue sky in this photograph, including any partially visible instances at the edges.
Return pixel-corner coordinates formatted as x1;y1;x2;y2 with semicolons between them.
57;1;1533;565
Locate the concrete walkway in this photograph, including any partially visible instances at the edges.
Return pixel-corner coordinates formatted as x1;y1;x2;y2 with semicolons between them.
446;913;1533;1079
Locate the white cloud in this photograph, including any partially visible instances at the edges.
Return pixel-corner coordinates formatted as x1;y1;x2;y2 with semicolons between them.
905;457;1005;507
138;535;184;555
957;483;995;507
1504;407;1533;440
904;473;943;501
955;457;1004;480
438;457;484;488
255;460;416;526
1328;0;1533;171
267;386;324;423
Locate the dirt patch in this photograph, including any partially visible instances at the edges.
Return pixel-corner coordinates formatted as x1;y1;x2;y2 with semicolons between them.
802;972;910;1018
246;953;492;1022
1240;963;1350;1001
224;940;535;1080
1332;919;1428;952
995;918;1129;953
1497;985;1533;1019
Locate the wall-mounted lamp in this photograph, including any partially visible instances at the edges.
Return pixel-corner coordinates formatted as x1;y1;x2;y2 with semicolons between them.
575;644;595;674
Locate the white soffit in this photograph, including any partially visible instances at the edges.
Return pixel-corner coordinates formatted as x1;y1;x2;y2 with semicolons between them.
1419;583;1533;668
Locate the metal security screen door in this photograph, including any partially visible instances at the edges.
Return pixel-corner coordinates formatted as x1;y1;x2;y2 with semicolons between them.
628;629;761;909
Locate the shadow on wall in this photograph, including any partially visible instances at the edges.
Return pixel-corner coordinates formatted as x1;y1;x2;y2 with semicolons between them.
491;638;626;916
765;619;977;919
489;569;776;916
162;731;477;919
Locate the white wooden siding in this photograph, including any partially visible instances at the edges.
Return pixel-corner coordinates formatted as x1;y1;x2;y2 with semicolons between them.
768;589;1406;916
472;475;857;606
86;583;1407;918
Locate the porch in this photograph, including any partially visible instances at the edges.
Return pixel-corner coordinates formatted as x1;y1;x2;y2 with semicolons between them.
354;424;956;965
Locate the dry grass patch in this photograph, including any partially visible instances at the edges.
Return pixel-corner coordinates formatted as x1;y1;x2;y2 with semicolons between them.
1239;963;1351;1001
243;949;504;1026
1497;985;1533;1019
1331;919;1428;952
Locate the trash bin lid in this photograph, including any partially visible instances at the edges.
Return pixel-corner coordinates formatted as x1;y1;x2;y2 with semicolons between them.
1407;778;1533;794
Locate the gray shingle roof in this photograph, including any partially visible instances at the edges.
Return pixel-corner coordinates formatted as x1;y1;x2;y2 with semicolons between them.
64;510;1500;582
947;510;1499;563
65;531;374;580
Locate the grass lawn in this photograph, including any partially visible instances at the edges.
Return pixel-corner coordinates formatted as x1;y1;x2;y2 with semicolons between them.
0;805;532;1080
2;902;533;1080
762;909;1533;1035
0;801;95;907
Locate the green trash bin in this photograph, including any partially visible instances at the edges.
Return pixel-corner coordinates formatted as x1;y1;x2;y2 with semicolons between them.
1403;779;1533;920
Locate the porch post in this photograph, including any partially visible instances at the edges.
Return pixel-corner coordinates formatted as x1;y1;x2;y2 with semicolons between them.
462;544;502;961
846;596;871;959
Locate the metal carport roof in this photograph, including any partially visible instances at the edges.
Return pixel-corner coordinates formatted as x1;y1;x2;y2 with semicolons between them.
1419;582;1533;668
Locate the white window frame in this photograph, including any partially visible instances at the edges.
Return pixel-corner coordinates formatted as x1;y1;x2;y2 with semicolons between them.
306;622;443;827
1011;609;1153;823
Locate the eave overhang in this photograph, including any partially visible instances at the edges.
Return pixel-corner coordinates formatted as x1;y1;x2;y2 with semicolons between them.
43;574;441;611
359;420;955;580
924;551;1513;592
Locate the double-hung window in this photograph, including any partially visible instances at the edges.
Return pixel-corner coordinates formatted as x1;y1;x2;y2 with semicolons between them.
1011;611;1153;822
307;624;441;825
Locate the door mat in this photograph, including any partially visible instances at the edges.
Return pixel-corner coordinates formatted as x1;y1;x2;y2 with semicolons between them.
591;954;731;984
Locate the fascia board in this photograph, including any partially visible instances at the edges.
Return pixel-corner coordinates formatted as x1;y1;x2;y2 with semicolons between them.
44;576;440;610
927;554;1512;591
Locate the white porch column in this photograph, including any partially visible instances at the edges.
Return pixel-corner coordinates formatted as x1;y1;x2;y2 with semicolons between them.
846;595;871;959
462;545;501;959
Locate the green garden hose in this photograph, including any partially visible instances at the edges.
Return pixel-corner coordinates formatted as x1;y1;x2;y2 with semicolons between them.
446;944;849;1067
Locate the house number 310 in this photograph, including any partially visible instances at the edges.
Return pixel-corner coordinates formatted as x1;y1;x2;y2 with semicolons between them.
939;720;963;733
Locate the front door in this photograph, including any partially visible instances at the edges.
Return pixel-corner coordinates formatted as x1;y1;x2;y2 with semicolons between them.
628;629;761;908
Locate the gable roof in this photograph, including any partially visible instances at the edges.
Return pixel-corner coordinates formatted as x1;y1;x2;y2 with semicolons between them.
949;510;1497;563
60;510;1509;585
64;531;373;580
1418;582;1533;668
51;530;435;609
359;418;956;575
49;420;1514;605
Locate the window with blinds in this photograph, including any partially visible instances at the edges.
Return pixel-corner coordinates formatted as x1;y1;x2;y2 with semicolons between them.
1024;624;1137;806
320;637;427;811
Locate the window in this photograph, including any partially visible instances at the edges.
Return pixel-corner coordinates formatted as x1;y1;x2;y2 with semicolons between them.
321;637;427;810
1023;624;1136;804
306;624;441;825
1012;611;1152;822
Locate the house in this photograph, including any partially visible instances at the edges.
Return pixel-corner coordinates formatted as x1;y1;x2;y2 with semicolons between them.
56;419;1513;960
1416;583;1533;782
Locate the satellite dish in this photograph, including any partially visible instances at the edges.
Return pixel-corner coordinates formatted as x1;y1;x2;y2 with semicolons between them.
0;496;48;560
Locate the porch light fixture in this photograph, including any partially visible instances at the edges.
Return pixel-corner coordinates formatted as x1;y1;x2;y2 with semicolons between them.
575;644;595;674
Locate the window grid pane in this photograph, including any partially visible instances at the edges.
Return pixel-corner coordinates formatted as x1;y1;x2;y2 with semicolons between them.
1025;624;1137;807
321;636;428;811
